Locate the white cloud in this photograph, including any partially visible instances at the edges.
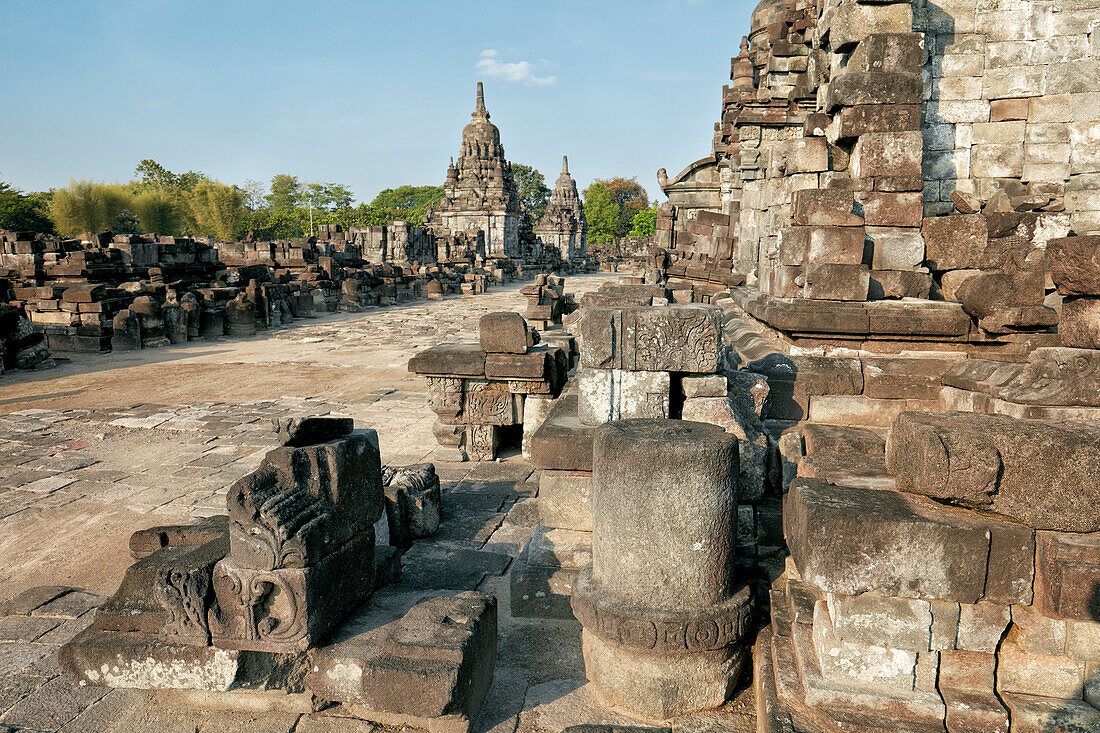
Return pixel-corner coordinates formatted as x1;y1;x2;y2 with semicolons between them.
475;49;557;87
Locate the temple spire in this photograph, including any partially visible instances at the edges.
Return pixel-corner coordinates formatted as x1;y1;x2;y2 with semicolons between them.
475;81;487;116
562;155;569;174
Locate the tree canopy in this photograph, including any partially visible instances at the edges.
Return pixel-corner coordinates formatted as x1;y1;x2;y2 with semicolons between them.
582;177;651;243
0;178;54;233
628;202;659;237
49;180;133;237
9;158;659;244
512;163;551;224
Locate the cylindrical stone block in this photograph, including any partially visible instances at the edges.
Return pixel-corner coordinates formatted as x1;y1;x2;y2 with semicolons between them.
573;419;754;720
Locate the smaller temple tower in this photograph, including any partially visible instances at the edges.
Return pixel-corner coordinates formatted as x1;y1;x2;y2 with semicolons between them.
535;155;587;264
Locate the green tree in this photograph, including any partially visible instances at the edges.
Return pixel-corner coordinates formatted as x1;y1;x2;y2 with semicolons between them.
266;174;302;212
241;179;268;211
0;179;54;233
130;187;180;234
49;180;132;236
188;181;245;241
581;182;620;245
628;201;659;237
134;159;205;192
598;177;649;237
365;185;444;225
512;163;550;224
112;209;142;235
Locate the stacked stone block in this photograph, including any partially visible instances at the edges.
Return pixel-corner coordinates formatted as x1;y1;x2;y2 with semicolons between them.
759;410;1100;732
408;310;567;461
521;273;575;329
1050;234;1100;349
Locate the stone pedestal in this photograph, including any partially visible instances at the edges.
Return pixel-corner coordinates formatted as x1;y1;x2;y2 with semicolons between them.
572;419;754;720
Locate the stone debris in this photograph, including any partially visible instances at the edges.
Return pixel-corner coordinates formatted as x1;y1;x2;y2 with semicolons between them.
54;416;500;733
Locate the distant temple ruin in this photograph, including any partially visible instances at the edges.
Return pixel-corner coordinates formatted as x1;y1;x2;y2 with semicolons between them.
535;156;588;264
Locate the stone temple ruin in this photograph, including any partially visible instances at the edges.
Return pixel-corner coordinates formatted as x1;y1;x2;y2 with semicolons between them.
425;83;588;272
4;0;1100;731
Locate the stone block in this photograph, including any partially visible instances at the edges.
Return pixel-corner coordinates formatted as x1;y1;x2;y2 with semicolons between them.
957;603;1011;653
578;305;723;372
578;368;670;425
886;411;1100;533
208;530;374;653
93;536;228;643
939;650;1009;733
682;374;728;398
538;470;593;532
1010;604;1067;657
455;382;523;426
307;590;497;733
826;72;922;110
921;214;991;270
997;642;1087;699
802;264;870;301
61;283;106;303
808;226;866;265
1034;530;1100;622
801;423;884;456
862;357;954;401
128;516;229;560
868;269;932;299
848;33;922;75
867;227;924;270
681;395;770;502
227;431;383;570
479;312;531;354
829;2;913;49
812;604;920;691
791;189;864;227
521;395;554;461
784;479;997;603
485;346;563;381
852;131;923;179
785;137;829;174
1000;693;1100;733
409;344;486;377
382;464;441;547
823;592;933;651
1048;235;1100;296
777;227;809;266
465;424;500;461
1066;620;1100;662
971;143;1024;178
858;192;923;228
1060;296;1100;349
60;625;307;691
528;393;595;472
834;105;921;140
271;416;354;447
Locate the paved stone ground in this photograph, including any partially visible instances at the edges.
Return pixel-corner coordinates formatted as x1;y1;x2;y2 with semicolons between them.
0;274;757;732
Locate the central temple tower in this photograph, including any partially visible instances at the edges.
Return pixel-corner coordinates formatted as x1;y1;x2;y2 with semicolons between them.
435;82;522;257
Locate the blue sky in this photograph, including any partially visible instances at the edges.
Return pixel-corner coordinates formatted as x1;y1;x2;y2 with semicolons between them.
1;0;755;203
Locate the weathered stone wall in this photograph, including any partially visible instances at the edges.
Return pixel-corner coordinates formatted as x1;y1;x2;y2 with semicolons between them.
917;0;1100;236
